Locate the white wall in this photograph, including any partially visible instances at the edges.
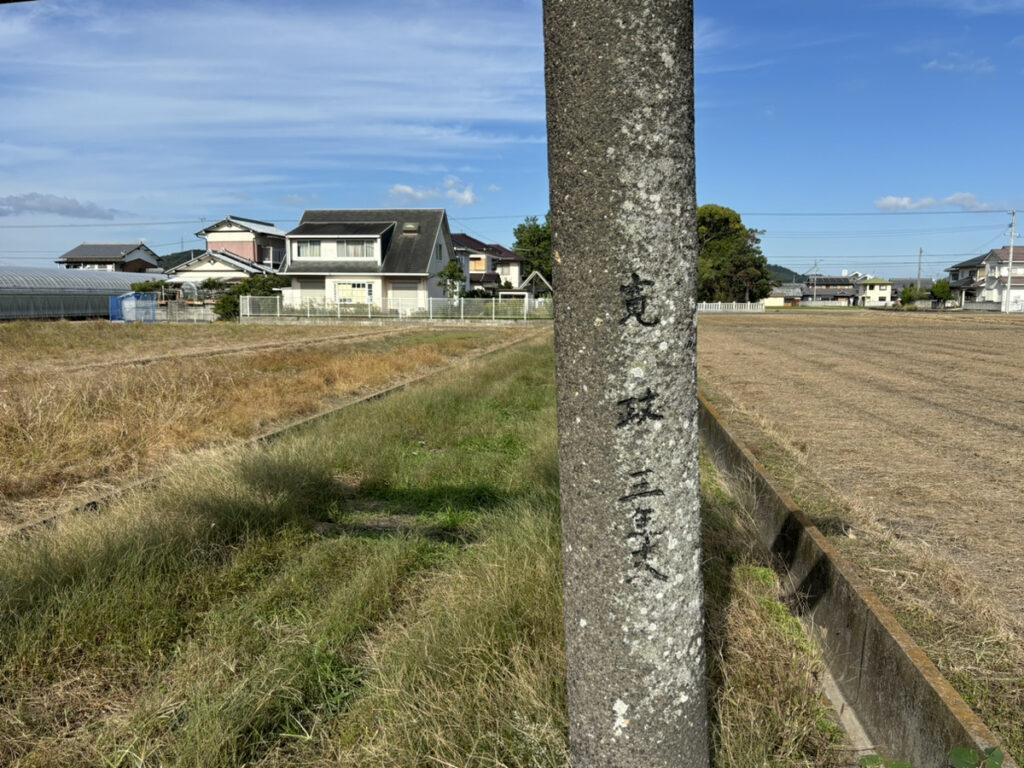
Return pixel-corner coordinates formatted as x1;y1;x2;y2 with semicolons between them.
426;227;450;299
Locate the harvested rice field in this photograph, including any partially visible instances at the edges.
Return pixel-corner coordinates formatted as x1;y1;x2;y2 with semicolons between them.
0;320;532;536
698;309;1024;759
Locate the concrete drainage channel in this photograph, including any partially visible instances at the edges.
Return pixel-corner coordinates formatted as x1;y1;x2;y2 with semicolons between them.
9;329;549;540
698;393;1017;768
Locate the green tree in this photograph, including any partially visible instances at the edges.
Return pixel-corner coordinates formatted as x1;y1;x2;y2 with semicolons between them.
697;204;772;303
213;274;290;320
512;214;552;283
200;277;227;291
900;284;921;306
436;259;466;298
130;279;167;294
931;278;952;303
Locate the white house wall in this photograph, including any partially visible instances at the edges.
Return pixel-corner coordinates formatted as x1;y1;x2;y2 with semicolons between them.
326;276;383;304
166;259;251;284
426;226;451;299
289;239;382;263
497;262;522;287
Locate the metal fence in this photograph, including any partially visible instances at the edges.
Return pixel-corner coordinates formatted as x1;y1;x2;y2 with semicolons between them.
240;295;553;322
696;301;765;313
161;300;216;323
109;294;216;323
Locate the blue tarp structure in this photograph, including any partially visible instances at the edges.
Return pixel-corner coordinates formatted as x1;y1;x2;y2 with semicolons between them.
109;293;157;322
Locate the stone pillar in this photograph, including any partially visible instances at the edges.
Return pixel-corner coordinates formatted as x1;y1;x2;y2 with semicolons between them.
543;1;708;766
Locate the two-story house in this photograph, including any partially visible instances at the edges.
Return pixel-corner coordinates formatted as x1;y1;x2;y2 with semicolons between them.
487;243;525;289
452;233;501;292
945;254;986;306
451;233;525;293
56;242;160;272
195;215;286;268
980;246;1024;310
855;277;892;307
280;209;455;311
801;275;857;305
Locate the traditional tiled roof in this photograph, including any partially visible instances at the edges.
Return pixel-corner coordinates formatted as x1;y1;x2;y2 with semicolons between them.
196;215;286;238
770;283;804;298
56;243;159;267
945;254;986;271
451;233;490;253
888;278;935;292
164;249;276;276
981;246;1021;264
452;233;524;262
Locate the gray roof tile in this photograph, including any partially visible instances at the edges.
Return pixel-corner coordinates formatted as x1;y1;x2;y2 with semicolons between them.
56;243;159;266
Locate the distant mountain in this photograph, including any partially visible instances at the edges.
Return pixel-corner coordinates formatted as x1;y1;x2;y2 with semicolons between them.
768;264;802;283
159;249;205;271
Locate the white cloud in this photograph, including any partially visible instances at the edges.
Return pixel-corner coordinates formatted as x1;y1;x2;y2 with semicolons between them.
0;0;542;225
0;192;118;219
443;176;477;206
488;184;502;192
924;52;995;72
446;186;478;206
694;18;728;52
279;193;318;207
930;0;1024;12
874;192;995;211
388;176;478;206
389;184;441;202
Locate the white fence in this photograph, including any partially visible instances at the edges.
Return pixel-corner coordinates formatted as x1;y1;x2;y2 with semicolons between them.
696;301;766;314
963;300;1023;312
240;295;553;323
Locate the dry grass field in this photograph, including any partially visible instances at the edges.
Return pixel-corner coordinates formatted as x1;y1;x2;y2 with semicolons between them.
0;320;529;536
0;333;847;768
698;309;1024;758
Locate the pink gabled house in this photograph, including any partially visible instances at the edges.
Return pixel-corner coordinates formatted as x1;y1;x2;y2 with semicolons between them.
196;216;286;268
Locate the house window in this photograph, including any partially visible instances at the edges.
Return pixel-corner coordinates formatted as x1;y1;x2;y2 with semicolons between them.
297;240;321;259
436;243;443;262
340;240;375;260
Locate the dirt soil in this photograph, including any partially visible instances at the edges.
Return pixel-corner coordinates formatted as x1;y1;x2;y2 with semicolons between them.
698;310;1024;631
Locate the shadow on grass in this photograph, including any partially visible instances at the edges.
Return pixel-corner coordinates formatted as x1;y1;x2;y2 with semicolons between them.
228;450;518;545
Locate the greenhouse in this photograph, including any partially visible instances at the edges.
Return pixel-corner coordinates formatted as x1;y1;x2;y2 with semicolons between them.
0;266;143;320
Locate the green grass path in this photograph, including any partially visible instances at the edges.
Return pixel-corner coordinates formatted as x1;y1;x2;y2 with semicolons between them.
1;334;843;767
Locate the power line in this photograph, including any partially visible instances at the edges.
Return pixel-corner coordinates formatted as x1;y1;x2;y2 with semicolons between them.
0;218;204;230
761;225;997;239
449;214;540;221
740;210;1004;217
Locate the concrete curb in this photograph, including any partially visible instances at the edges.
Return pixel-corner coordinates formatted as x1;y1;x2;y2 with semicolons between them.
698;393;1017;768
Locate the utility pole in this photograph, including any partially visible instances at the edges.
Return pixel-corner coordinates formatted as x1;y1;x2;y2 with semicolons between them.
1004;210;1017;314
921;247;929;296
807;260;821;302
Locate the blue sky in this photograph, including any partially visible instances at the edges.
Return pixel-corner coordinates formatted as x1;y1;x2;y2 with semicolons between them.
0;0;1022;279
